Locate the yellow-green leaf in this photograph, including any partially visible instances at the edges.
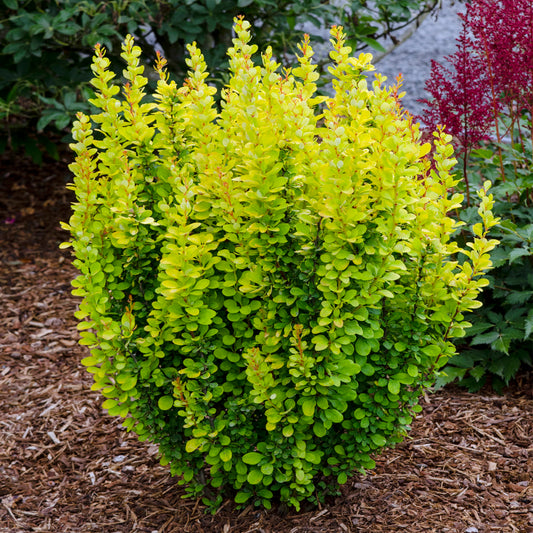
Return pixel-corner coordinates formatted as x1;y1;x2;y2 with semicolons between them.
158;395;174;411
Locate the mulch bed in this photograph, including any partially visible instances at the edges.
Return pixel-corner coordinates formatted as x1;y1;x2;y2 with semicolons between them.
1;149;532;533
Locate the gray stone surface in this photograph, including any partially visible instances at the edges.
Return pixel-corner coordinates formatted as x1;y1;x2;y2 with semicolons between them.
306;1;466;116
371;0;466;116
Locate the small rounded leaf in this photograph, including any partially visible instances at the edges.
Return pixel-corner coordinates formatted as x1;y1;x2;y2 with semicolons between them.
302;398;316;417
387;380;400;395
247;469;264;485
407;365;419;377
337;472;348;485
313;422;326;437
242;452;264;465
371;434;387;447
220;449;232;462
235;491;252;504
158;395;174;411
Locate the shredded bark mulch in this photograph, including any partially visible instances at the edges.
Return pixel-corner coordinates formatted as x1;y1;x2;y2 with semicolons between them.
1;150;532;533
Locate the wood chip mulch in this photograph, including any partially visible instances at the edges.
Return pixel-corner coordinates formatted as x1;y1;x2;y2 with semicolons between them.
1;150;532;533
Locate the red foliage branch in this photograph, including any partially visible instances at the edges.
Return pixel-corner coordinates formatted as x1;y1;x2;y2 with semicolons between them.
418;0;533;202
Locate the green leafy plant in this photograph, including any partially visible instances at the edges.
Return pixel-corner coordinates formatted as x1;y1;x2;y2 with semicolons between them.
1;0;438;159
420;0;533;391
64;19;497;510
435;139;533;391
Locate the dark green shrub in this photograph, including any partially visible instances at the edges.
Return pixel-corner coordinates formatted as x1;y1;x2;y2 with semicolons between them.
436;140;533;391
0;0;438;156
420;0;533;390
64;19;497;510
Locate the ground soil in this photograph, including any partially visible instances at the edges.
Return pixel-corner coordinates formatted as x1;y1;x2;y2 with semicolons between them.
0;150;532;533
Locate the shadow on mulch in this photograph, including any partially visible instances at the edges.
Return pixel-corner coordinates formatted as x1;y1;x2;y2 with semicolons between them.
0;149;532;533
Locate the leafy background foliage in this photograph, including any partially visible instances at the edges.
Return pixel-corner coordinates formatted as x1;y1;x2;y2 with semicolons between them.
0;0;437;160
65;18;497;510
420;0;533;391
437;142;533;391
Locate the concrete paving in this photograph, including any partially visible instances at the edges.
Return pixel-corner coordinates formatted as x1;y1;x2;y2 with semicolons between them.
306;0;466;116
374;0;466;116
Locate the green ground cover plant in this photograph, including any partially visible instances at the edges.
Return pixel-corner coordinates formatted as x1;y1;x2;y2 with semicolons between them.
420;0;533;391
64;18;497;510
